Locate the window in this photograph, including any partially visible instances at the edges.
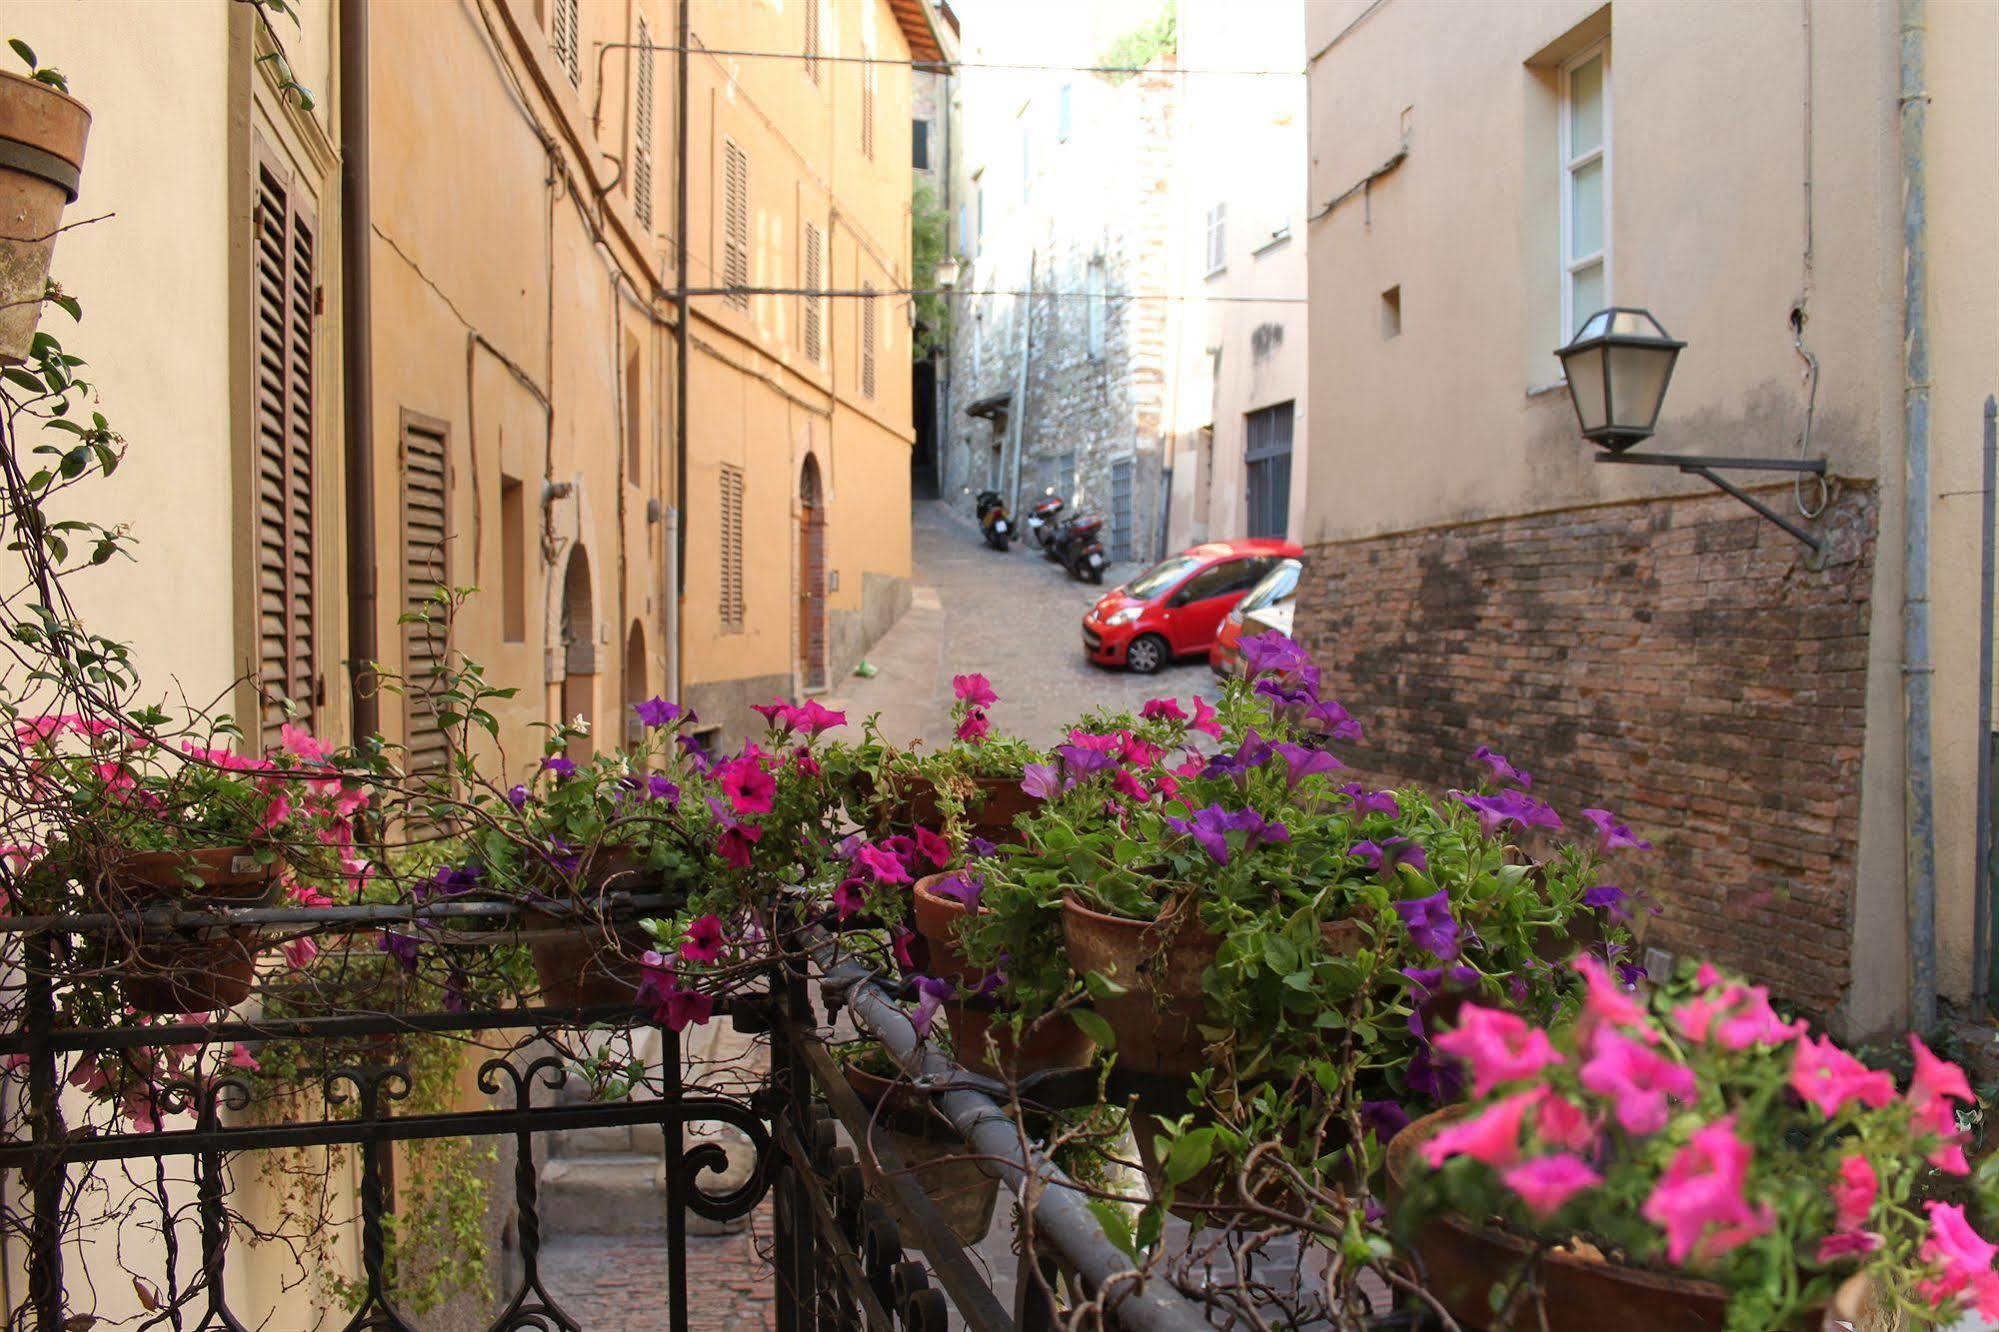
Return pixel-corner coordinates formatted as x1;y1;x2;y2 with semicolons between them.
623;333;642;480
500;475;526;643
400;412;450;775
1057;84;1072;142
1204;202;1227;276
956;202;968;255
718;464;745;632
253;148;318;739
633;16;654;230
1085;259;1106;359
1172;559;1257;606
722;138;749;309
861;61;877;159
551;0;580;86
1380;285;1402;338
912;120;930;169
860;283;878;398
804;0;822;83
1560;40;1609;338
1245;402;1295;540
802;222;823;362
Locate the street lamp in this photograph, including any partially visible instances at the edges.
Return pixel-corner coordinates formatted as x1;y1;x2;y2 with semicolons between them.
935;256;961;290
1556;306;1826;553
1554;307;1685;453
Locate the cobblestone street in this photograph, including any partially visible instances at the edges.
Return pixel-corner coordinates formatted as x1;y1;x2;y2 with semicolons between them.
822;500;1224;747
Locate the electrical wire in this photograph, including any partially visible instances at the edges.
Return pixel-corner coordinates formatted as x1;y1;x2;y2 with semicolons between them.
684;284;1307;305
593;41;1303;78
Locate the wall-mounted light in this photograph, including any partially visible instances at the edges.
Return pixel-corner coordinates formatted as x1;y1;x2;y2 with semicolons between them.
935;256;961;290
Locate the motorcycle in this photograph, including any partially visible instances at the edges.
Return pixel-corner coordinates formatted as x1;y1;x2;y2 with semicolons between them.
1053;512;1107;584
974;489;1013;551
1027;491;1066;558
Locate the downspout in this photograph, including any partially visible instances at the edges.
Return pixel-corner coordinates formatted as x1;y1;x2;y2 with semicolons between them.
672;0;690;697
1978;396;1996;1008
339;0;379;741
1006;249;1034;518
1899;0;1937;1032
937;73;953;497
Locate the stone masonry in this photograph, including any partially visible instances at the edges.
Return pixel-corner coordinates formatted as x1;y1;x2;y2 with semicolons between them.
1290;483;1879;1017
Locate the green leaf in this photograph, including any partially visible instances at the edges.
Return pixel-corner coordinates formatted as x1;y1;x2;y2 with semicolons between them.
1080;968;1127;1000
9;40;36;68
1087;1199;1137;1259
1068;1007;1115;1052
1161;1128;1214;1186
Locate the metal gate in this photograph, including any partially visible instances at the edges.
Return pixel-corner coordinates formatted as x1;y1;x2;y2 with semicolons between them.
1245;402;1295;540
1110;459;1134;562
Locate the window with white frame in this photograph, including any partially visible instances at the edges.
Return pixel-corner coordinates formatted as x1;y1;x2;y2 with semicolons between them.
1204;203;1227;276
1559;40;1609;339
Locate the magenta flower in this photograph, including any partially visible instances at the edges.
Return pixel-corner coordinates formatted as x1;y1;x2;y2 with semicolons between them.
832;876;866;918
1671;981;1803;1051
1340;784;1400;818
1917;1203;1999;1314
1420;1089;1537;1169
750;701;789;729
1392;889;1460;960
1572;954;1649;1036
1582;807;1653;852
952;673;998;708
1190;696;1223;739
1352;837;1428;877
788;698;845;738
634;697;684;728
1140;697;1187;723
890;927;919;970
1502;1154;1601;1217
1020;763;1060;801
1830;1154;1878;1232
955;708;991;743
1640;1116;1773;1266
913;826;952;870
1533;1092;1599;1152
1470;744;1531;788
1908;1034;1975;1174
1788;1034;1896;1120
1816;1230;1884;1264
1431;1005;1563;1098
1579;1028;1698;1134
636;949;675;1009
660;987;714;1031
853;843;911;885
680;914;725;964
718;755;776;815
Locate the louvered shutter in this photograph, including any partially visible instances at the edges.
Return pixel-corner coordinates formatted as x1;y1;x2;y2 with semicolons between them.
862;66;876;159
723;140;749;309
804;0;822;83
401;414;450;774
861;285;877;398
803;223;822;362
634;16;655;230
552;0;580;85
719;465;745;632
254;153;317;740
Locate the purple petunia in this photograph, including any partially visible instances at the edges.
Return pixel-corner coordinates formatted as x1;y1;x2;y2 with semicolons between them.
377;930;420;974
1272;742;1346;788
648;775;681;804
506;784;531;810
541;755;577;779
634;697;684;729
416;862;483;903
1582;807;1654;853
1340;784;1400;818
1393;889;1461;961
912;975;956;1036
1203;729;1275;780
1165;805;1290;866
677;734;717;777
933;871;984;909
1581;883;1630;919
1470;745;1531;789
1352;837;1428;877
1405;1042;1464;1104
1452;788;1563;837
1360;1099;1412;1143
1053;743;1115;788
965;835;998;860
1239;631;1311;680
541;838;583;877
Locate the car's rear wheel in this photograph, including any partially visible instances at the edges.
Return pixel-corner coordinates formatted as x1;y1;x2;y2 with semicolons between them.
1126;634;1168;674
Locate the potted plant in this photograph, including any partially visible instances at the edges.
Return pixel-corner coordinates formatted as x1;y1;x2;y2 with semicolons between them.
1391;957;1988;1331
836;1039;1001;1247
0;42;89;361
832;675;1048;841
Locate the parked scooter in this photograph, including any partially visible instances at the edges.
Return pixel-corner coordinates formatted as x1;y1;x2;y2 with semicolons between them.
1053;512;1107;583
1027;491;1067;558
974;489;1013;551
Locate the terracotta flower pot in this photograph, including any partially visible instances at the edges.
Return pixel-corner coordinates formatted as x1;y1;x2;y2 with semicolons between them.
842;1061;1000;1247
1386;1109;1837;1331
525;850;661;1007
1060;894;1220;1076
863;773;1042;842
911;873;976;984
107;846;278;1015
0;69;89;361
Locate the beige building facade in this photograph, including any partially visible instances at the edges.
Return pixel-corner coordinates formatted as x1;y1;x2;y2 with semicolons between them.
1299;0;1997;1035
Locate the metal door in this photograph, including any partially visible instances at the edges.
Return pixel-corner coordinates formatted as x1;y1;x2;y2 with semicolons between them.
1110;458;1134;562
1245;402;1295;539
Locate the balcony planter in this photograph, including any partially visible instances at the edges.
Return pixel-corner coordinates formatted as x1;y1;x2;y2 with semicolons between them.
912;873;1094;1075
842;1052;1000;1247
108;846;278;1015
1059;892;1219;1077
855;771;1042;843
523;851;661;1007
0;68;89;361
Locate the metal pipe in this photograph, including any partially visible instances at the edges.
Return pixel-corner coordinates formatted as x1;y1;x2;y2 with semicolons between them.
1981;396;1998;1006
338;0;379;740
1006;250;1034;518
824;951;1213;1331
673;0;690;656
1900;0;1937;1031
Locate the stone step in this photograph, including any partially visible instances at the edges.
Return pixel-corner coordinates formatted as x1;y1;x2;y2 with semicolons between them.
538;1135;757;1238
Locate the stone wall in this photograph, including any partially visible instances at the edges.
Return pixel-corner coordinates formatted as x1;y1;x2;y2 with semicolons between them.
1289;482;1879;1016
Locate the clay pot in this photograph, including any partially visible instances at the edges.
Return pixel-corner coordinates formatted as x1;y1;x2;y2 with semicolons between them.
106;846;278;1015
0;69;89;361
524;851;661;1007
1060;893;1220;1076
911;873;976;984
1387;1109;1836;1331
865;773;1042;842
843;1061;1001;1247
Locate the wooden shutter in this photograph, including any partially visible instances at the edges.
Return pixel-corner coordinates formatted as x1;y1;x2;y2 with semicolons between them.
254;151;317;740
861;284;877;398
723;139;749;309
803;223;822;362
804;0;821;83
401;413;451;774
719;465;745;632
633;16;654;230
552;0;580;85
862;65;876;159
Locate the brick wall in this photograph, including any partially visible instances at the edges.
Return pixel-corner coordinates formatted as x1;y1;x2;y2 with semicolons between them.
1289;483;1879;1014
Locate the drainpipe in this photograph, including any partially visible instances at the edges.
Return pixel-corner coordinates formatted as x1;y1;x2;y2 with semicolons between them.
1899;0;1937;1032
1978;396;1996;1009
339;0;379;741
672;0;690;697
1006;249;1034;517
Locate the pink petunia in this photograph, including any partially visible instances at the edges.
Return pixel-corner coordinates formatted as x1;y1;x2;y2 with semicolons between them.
1432;1005;1565;1099
1140;698;1187;724
1420;1091;1539;1170
279;722;333;764
1815;1231;1883;1264
1788;1034;1896;1120
1640;1116;1774;1266
257;793;293;834
853;843;911;885
680;914;726;964
660;987;714;1032
1578;1028;1697;1135
1908;1034;1975;1174
1830;1155;1877;1232
913;826;952;870
832;877;866;919
1917;1203;1999;1316
1572;954;1649;1037
1673;982;1803;1051
952;674;998;709
229;1044;261;1072
716;821;762;869
717;755;776;815
1501;1154;1602;1217
283;936;318;971
1532;1091;1600;1152
955;709;990;743
1190;696;1223;739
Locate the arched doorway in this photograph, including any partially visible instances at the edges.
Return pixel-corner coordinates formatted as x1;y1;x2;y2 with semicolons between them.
622;620;647;748
798;457;828;691
559;545;596;760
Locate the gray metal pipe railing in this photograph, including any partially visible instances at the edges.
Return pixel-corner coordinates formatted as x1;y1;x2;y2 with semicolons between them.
815;944;1215;1332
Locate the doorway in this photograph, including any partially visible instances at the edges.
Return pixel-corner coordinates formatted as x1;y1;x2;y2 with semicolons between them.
559;544;596;759
1245;401;1295;540
798;457;828;691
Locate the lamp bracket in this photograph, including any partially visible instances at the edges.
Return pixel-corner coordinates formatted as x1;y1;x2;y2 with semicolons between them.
1596;453;1827;553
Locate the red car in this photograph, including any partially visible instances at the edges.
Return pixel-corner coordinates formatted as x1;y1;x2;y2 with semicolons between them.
1082;539;1305;673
